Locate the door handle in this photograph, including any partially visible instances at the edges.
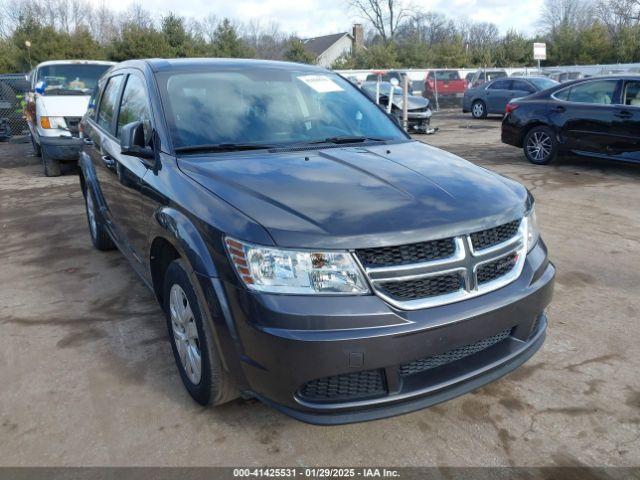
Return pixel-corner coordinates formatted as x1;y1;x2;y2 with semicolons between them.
101;154;115;168
551;105;566;113
614;111;632;119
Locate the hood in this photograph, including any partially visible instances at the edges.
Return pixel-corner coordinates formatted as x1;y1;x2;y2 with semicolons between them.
393;95;429;110
36;95;90;117
178;141;528;249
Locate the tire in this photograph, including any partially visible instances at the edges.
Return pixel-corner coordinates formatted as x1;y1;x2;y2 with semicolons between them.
471;100;487;119
31;134;41;157
163;259;238;406
523;126;558;165
83;185;116;251
42;148;61;177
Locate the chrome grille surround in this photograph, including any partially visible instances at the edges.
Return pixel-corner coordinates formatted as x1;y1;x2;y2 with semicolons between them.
358;219;527;311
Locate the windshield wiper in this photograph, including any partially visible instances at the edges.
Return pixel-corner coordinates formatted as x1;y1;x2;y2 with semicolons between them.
175;143;278;154
307;135;389;145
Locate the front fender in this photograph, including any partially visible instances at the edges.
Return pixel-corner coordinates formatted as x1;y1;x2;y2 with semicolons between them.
149;206;218;278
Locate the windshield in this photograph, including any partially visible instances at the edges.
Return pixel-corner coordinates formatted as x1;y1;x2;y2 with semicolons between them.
36;64;111;96
159;68;406;149
528;77;559;90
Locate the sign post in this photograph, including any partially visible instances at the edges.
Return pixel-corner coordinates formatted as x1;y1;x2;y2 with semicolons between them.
533;43;547;72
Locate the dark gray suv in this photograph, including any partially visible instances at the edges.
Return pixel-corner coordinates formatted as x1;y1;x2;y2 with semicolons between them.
78;58;555;424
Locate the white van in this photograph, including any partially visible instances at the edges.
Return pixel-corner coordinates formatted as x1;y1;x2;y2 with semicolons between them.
25;60;114;176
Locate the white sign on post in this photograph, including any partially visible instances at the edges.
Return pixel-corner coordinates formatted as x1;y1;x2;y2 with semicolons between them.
533;43;547;60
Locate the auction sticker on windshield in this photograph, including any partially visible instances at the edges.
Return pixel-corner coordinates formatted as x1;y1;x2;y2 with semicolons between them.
297;75;344;93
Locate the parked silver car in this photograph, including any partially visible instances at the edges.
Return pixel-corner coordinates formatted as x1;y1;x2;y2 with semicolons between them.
463;77;558;119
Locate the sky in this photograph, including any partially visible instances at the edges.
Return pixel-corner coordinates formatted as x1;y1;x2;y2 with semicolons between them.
106;0;545;37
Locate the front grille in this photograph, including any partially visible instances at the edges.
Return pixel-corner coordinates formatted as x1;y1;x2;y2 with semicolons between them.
378;272;463;301
356;238;456;268
399;329;512;377
477;253;518;284
470;220;520;251
298;369;386;402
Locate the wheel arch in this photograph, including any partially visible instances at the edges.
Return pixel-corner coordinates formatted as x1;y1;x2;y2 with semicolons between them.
147;207;219;304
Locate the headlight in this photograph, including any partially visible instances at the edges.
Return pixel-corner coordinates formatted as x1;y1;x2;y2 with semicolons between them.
40;116;66;129
225;237;369;295
525;208;539;252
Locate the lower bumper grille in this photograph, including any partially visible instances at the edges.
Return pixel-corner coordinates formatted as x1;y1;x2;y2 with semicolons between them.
399;329;512;377
298;369;387;402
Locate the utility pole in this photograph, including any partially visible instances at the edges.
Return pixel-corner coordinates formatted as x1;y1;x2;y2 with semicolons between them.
402;74;408;131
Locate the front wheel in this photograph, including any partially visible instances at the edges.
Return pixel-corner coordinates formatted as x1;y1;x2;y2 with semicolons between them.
524;126;558;165
471;100;487;119
163;259;238;406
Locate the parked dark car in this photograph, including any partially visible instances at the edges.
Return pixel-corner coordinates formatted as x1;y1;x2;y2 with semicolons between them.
78;58;554;424
502;76;640;165
463;77;559;119
361;81;432;133
365;70;412;92
469;69;508;88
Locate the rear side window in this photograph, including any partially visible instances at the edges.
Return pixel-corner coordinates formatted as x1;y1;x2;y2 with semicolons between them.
622;81;640;106
117;75;152;144
556;80;618;105
97;75;123;133
489;79;511;90
511;80;535;93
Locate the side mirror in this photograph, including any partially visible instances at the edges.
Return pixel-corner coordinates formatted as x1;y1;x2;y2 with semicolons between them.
120;121;154;159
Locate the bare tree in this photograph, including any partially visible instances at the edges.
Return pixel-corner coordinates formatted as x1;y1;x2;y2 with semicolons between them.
242;19;286;59
597;0;640;34
347;0;413;42
538;0;595;35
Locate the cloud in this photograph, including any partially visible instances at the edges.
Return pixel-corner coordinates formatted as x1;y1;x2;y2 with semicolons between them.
107;0;542;36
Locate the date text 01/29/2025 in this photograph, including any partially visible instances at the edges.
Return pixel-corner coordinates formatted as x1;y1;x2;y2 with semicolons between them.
232;468;401;478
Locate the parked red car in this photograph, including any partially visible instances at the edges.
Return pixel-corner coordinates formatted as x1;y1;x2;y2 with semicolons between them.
422;70;467;105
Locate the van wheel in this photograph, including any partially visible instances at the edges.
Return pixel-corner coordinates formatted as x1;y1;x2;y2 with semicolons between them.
31;135;41;157
163;259;238;406
524;126;557;165
471;100;487;119
42;148;61;177
84;186;115;251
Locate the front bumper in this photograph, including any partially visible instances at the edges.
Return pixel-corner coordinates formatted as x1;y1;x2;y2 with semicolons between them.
40;135;82;161
218;241;555;424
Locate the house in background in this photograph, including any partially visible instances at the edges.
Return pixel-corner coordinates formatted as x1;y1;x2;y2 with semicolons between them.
303;24;364;68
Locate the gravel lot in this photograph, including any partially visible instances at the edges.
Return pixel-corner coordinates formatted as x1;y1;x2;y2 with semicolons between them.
0;110;638;467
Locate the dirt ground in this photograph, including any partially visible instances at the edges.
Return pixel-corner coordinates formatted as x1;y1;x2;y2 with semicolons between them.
0;110;639;467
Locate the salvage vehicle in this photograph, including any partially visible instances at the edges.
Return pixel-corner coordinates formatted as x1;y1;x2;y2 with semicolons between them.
361;81;432;133
25;60;114;176
502;76;640;165
422;70;467;107
463;77;558;119
469;69;508;88
79;59;555;424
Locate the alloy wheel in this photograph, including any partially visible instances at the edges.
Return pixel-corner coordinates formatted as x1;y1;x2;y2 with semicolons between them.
169;284;202;385
472;102;484;118
526;131;552;162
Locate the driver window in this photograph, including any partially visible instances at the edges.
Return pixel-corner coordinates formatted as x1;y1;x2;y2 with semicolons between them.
117;75;152;144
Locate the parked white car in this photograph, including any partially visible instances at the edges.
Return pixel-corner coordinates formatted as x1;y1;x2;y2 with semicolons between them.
25;60;114;176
